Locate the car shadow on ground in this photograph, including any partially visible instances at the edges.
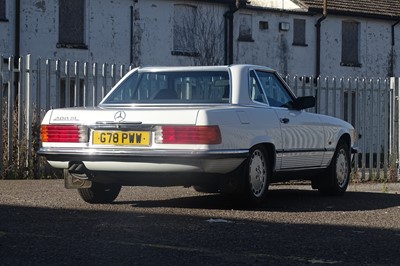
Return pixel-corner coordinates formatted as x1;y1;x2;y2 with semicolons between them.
1;202;400;265
114;186;400;212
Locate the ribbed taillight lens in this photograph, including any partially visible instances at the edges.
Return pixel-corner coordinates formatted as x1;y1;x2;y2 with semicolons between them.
41;125;88;143
155;125;221;144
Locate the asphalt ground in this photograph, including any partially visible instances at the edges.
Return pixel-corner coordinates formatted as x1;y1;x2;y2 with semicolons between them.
0;180;399;265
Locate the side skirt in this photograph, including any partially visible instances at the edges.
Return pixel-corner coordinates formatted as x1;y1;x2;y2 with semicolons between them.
270;167;326;183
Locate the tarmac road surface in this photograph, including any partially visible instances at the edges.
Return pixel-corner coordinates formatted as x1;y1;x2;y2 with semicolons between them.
0;180;399;265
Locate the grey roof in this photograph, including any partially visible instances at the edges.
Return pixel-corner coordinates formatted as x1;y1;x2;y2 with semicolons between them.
298;0;400;19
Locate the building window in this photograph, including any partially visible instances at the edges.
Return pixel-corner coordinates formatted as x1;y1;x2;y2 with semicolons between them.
238;14;253;42
259;21;269;30
57;0;87;49
0;0;6;21
293;19;307;46
172;4;198;57
341;21;361;67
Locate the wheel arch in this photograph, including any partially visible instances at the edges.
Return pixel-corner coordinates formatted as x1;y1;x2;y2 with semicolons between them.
251;142;276;173
337;133;351;151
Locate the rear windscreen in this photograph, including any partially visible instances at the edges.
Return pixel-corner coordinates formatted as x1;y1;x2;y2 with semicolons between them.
103;70;230;104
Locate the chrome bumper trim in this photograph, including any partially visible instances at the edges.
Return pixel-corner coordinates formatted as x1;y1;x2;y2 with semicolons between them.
38;148;249;161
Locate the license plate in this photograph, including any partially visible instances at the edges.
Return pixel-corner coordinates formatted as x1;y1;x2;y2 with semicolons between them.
92;131;151;146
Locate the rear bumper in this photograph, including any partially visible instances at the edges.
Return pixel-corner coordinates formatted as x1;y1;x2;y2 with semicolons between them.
38;147;248;160
38;148;248;174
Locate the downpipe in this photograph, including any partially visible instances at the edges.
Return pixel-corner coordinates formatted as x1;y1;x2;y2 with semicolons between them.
315;0;328;79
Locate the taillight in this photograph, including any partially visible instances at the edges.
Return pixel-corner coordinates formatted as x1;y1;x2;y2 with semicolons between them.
41;125;88;143
155;125;221;144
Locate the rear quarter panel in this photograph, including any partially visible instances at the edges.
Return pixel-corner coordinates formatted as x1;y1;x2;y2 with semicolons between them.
196;106;282;150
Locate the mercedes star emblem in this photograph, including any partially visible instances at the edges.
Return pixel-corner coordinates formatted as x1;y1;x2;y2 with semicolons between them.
114;111;126;122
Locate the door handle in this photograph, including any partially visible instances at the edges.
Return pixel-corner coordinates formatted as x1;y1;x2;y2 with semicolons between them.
280;118;290;124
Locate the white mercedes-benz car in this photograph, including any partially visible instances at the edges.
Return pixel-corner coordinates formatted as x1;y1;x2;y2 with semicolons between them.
39;65;358;205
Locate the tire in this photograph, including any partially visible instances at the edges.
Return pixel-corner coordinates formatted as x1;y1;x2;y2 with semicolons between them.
193;185;219;193
244;146;270;205
318;141;351;196
78;182;121;204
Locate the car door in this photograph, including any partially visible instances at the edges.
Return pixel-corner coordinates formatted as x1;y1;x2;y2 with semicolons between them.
253;70;325;170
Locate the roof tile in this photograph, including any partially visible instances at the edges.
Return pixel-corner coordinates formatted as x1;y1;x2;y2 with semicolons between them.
299;0;400;18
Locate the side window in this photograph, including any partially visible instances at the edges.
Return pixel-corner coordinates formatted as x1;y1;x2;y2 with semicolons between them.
58;0;86;49
249;71;267;103
255;71;294;108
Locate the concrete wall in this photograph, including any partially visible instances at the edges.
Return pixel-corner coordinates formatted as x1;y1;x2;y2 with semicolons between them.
0;0;15;57
137;0;227;66
250;0;302;10
319;16;398;77
233;10;316;76
19;0;132;65
233;9;400;77
0;0;399;77
11;0;227;67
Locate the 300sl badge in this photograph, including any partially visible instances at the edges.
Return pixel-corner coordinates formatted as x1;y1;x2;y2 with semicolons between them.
53;116;79;121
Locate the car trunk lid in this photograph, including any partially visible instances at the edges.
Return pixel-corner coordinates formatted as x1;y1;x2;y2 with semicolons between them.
47;106;200;125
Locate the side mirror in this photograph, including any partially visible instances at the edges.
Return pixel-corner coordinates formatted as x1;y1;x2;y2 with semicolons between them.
293;96;315;110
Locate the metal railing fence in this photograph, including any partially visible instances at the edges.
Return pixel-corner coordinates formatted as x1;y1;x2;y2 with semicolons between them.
1;54;399;180
285;75;397;180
